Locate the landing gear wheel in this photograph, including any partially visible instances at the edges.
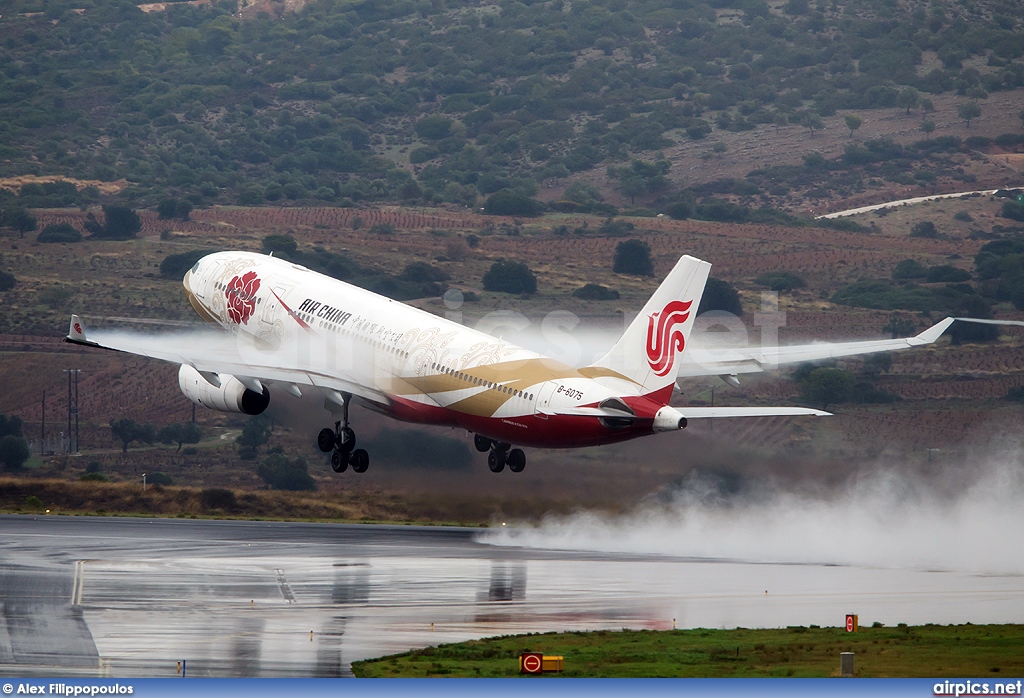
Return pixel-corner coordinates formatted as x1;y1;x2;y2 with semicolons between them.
474;434;493;453
507;448;526;473
350;449;369;473
317;428;336;453
331;450;348;473
338;427;356;454
487;449;506;473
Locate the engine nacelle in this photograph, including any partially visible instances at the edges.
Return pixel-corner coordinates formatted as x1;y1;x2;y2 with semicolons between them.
177;364;270;415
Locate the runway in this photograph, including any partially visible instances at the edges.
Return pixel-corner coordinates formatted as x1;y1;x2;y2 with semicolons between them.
1;515;1022;677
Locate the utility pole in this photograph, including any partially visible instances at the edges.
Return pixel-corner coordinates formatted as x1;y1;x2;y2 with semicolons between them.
41;390;45;455
63;369;81;453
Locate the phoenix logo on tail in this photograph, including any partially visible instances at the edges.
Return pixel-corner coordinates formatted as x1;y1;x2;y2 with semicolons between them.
646;300;692;376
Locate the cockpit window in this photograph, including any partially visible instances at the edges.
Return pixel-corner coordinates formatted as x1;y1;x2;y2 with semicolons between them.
191;261;202;274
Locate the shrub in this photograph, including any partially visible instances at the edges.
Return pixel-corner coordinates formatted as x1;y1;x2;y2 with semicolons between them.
366;429;472;470
262;234;297;255
613;239;654;276
893;260;927;279
156;199;192;221
160;250;209;278
24;495;44;509
80;472;109;482
148;472;173;486
482;260;537;294
800;367;855;409
0;270;16;292
925;265;972;283
954;211;973;222
755;271;806;292
37;223;82;243
369;223;395;235
910;221;938;238
483;190;544;217
1002;201;1024;222
414;115;453;140
256;453;316;491
572;284;620;301
200;488;237;511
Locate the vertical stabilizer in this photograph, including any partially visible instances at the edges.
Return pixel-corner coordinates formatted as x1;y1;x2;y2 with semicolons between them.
589;255;710;398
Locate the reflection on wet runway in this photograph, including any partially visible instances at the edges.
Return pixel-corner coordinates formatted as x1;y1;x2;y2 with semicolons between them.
1;515;1022;677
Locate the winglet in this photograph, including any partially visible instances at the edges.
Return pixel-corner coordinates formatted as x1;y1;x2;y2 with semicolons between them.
907;317;954;345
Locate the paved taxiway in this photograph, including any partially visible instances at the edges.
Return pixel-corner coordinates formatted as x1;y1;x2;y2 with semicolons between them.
1;515;1022;677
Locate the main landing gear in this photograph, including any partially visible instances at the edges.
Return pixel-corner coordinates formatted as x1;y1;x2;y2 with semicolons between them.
475;434;526;473
318;393;369;474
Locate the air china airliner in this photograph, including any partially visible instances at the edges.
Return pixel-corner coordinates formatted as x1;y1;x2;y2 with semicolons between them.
66;250;965;474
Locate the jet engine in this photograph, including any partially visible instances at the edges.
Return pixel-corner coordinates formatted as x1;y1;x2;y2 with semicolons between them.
177;364;270;415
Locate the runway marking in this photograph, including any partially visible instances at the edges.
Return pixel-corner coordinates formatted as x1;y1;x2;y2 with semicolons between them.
276;568;296;603
71;560;85;606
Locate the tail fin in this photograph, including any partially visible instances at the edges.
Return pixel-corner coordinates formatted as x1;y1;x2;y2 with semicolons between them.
589;255;710;399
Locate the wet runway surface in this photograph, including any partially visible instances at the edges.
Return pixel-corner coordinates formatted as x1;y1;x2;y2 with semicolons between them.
1;515;1022;677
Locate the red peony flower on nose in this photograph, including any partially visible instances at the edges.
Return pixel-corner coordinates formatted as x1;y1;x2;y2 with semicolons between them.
225;271;261;325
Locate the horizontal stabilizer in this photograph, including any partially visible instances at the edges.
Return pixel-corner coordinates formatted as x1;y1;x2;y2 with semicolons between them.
681;406;830;418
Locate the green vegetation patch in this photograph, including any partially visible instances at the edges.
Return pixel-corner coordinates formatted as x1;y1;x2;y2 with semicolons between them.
353;624;1024;678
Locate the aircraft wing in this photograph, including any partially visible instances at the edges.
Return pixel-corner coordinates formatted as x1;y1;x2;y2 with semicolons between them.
64;315;389;405
676;317;955;379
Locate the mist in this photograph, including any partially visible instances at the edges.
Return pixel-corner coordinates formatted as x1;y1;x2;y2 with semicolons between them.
482;443;1024;575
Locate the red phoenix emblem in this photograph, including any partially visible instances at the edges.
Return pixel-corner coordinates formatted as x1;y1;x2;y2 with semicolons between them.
645;300;692;376
225;271;261;325
73;322;83;335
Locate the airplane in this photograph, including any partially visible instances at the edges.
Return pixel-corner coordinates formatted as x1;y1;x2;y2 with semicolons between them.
64;250;986;474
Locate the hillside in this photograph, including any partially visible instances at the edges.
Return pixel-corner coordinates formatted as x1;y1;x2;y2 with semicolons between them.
0;0;1022;217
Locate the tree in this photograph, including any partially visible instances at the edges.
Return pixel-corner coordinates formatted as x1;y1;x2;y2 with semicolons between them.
109;418;156;453
773;112;788;134
157;199;192;221
844;114;862;138
0;435;30;471
958;102;982;127
697;278;743;316
482;260;537;294
0;415;29;471
262;234;298;255
256;451;316;491
920;119;936;136
85;205;142;240
236;414;272;460
158;422;203;452
1;207;37;238
892;260;927;280
613;239;654;276
897;87;920;115
801;367;855;409
800;112;824;136
0;270;15;292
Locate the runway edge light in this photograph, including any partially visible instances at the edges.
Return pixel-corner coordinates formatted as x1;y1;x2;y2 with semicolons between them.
845;614;859;632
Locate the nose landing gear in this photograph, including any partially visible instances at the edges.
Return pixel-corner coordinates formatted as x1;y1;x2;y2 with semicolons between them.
477;435;526;473
318;393;369;474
